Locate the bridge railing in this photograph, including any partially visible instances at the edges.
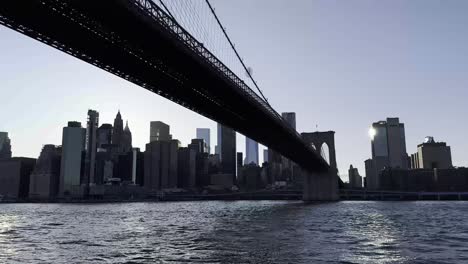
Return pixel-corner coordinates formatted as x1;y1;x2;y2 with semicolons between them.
132;0;307;145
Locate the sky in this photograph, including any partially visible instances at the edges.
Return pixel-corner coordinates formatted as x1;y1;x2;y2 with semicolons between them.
1;0;468;180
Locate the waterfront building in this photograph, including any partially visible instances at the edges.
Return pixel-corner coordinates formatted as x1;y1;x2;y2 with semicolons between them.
177;147;196;189
348;165;363;189
150;121;171;142
189;139;209;187
196;128;211;154
144;139;179;191
411;136;452;169
0;157;36;199
0;132;12;159
245;137;259;165
59;121;86;197
366;117;408;189
85;110;99;186
218;123;236;182
29;145;62;200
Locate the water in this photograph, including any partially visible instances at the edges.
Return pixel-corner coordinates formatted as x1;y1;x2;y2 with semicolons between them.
1;201;468;264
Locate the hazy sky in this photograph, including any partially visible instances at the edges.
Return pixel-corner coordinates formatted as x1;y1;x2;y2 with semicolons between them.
1;0;468;180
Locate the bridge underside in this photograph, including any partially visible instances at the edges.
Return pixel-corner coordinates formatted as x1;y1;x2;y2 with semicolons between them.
0;0;328;173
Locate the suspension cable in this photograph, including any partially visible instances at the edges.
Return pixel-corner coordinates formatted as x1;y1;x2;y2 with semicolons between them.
204;0;271;107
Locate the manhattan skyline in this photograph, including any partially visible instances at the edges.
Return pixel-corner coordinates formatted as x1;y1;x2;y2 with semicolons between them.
1;0;468;177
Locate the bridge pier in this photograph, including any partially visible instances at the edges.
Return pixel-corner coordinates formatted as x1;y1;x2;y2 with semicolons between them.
303;169;339;201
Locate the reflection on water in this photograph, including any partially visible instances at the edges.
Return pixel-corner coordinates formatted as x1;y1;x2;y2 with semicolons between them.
1;201;468;263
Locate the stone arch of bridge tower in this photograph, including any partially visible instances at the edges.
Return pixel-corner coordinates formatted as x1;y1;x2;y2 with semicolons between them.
300;131;337;172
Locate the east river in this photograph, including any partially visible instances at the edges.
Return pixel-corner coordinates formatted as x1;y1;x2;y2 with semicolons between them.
1;201;468;263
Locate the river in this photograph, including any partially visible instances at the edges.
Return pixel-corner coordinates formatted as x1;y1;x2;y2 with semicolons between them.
1;201;467;263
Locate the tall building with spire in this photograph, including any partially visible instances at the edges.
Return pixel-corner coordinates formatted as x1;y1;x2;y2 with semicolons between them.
112;111;124;149
122;121;133;153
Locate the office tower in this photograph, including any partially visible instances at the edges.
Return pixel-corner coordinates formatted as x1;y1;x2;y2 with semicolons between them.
150;121;171;142
144;139;179;191
245;137;259;165
0;132;12;159
196;128;211;154
122;121;133;153
370;118;408;168
112;111;124;147
97;124;113;149
0;157;36;199
281;112;296;130
29;145;62;199
263;149;269;163
189;139;209;187
348;165;363;189
411;136;452;169
177;147;196;189
218;123;236;182
85;110;99;187
366;117;408;189
60;121;86;197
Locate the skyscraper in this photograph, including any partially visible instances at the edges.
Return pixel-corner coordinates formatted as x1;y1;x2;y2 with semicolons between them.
97;124;113;149
370;118;408;168
245;137;259;165
196;128;210;154
60;121;86;197
366;117;408;189
29;144;62;199
144;139;179;191
112;111;124;147
0;132;12;159
85;110;99;187
122;121;133;153
150;121;171;142
263;149;269;163
218;123;236;182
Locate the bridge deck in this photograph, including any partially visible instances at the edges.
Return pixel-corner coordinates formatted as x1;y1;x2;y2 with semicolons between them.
0;0;328;172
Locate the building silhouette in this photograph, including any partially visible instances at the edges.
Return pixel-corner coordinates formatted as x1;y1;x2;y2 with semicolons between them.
60;121;86;197
97;124;113;149
112;111;124;148
245;137;259;165
144;139;179;191
0;132;12;159
0;157;36;199
366;117;408;190
189;139;209;187
177;147;196;189
411;137;452;169
218;123;236;182
122;121;133;153
348;165;363;189
84;110;99;188
29;145;62;200
196;128;210;154
150;121;171;142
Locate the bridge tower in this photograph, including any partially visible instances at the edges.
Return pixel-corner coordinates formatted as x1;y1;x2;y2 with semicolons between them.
301;131;339;201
